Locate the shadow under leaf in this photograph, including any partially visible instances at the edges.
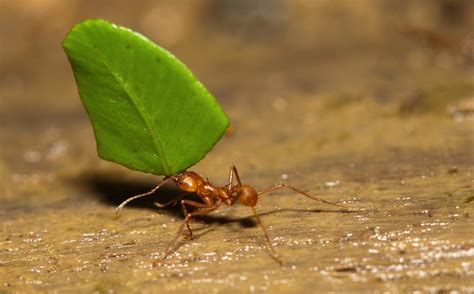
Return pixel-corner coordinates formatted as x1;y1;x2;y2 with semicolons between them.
75;171;183;218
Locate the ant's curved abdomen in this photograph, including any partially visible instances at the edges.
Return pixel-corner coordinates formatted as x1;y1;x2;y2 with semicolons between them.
233;184;258;207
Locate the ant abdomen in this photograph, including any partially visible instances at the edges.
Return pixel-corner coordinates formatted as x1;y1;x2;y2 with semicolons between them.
233;185;258;207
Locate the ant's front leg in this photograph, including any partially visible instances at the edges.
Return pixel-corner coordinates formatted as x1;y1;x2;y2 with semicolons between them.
180;198;219;240
154;191;189;208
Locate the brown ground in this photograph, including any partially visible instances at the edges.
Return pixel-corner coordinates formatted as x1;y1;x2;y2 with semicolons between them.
1;1;473;293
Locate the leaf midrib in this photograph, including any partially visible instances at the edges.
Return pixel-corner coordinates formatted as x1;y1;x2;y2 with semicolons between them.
89;42;172;174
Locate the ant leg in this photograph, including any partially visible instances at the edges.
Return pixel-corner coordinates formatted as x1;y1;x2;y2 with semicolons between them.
161;201;220;261
250;206;283;265
228;164;242;187
154;192;189;208
258;183;347;209
180;199;212;239
114;179;170;214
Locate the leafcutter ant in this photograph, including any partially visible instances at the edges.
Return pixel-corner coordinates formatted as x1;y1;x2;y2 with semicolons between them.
115;165;347;265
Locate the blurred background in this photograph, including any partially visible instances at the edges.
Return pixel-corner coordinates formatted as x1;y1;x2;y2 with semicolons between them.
1;0;472;112
1;1;473;292
1;0;473;193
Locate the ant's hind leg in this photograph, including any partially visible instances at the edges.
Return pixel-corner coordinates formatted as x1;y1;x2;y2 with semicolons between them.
258;183;346;209
250;206;283;265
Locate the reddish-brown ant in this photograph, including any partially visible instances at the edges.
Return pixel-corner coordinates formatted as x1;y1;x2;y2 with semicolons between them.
115;165;346;264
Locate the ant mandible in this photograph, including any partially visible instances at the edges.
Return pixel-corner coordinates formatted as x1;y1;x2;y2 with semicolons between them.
115;165;346;265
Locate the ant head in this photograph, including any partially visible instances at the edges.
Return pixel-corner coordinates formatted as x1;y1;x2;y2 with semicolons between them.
173;171;204;192
233;185;258;207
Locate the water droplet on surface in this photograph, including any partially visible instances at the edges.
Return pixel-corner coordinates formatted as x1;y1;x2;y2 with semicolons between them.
325;180;340;187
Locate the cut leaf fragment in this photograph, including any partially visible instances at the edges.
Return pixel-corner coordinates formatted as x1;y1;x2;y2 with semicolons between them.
63;19;229;175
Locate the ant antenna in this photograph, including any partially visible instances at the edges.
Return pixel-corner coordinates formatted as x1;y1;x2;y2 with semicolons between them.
258;183;347;209
115;179;170;214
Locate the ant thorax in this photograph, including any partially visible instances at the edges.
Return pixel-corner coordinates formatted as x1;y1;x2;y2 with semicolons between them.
217;188;234;205
172;171;234;205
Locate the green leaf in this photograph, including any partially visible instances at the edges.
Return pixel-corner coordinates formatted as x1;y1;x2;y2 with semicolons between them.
63;19;229;175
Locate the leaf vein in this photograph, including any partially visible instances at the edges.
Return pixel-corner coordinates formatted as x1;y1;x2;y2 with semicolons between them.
89;42;172;173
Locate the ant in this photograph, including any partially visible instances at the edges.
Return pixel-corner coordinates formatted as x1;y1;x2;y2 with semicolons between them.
115;165;347;265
